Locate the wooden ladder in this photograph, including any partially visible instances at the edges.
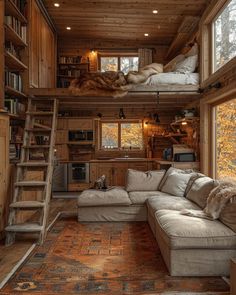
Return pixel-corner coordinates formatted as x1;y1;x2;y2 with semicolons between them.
5;98;58;246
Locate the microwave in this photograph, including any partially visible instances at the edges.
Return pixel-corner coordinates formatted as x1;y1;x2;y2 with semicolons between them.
68;130;93;142
174;153;196;162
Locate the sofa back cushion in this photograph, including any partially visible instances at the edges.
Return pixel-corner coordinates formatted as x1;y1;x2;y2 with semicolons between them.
159;167;192;190
160;171;193;197
220;197;236;233
186;177;216;208
126;169;165;192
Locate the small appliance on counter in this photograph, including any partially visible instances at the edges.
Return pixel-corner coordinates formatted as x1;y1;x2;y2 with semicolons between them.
173;144;196;162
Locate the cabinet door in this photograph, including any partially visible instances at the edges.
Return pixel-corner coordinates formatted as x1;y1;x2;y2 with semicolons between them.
68;119;93;130
56;130;67;144
57;118;68;130
113;163;128;186
55;144;68;161
128;162;148;171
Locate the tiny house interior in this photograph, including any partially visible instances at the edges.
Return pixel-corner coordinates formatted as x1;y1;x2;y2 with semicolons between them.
0;0;236;294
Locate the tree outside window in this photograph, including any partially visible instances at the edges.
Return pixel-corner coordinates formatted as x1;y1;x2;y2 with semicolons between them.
213;0;236;71
101;122;143;150
100;56;139;74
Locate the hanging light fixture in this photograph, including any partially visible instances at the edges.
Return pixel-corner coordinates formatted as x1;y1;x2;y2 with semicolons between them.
119;108;126;119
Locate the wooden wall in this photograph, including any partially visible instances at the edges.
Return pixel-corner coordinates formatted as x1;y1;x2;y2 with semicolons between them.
58;38;169;71
29;0;57;88
0;0;4;109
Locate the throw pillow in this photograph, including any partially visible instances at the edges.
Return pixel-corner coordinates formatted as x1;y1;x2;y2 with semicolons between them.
126;169;165;192
186;177;217;209
175;55;198;73
220;197;236;232
185;43;199;57
163;54;185;73
161;172;193;197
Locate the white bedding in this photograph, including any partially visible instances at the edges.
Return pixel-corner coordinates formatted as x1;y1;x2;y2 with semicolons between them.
143;72;199;86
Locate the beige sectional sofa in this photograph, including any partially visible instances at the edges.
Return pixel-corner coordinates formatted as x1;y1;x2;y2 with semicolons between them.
77;167;236;276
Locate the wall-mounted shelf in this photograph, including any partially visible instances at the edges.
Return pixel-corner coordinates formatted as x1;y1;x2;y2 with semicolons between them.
5;51;28;71
8;113;25;121
5;0;27;24
5;86;27;99
171;117;200;126
5;24;28;47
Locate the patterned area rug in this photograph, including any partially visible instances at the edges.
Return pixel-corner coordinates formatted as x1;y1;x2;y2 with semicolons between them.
0;219;230;295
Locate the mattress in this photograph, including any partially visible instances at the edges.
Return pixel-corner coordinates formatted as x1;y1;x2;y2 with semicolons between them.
143;72;199;86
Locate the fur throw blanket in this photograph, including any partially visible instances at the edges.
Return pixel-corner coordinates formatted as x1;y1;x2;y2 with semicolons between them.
69;63;163;97
69;71;132;98
181;179;236;220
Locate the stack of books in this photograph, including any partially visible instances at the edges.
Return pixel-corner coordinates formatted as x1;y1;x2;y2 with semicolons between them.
5;15;27;42
5;71;22;92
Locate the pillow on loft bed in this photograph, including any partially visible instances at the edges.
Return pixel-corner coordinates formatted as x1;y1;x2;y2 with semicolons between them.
164;43;199;73
175;55;198;74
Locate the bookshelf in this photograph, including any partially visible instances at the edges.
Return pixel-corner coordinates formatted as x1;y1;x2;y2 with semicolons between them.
57;55;90;88
4;0;28;162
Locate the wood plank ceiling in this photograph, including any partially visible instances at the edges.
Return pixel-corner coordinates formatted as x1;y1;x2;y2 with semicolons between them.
43;0;209;47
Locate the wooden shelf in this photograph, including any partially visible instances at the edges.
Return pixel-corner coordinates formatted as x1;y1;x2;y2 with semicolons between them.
8;113;25;120
58;62;89;66
5;51;28;71
5;0;27;24
171;117;200;126
5;24;27;47
67;141;94;145
5;86;27;99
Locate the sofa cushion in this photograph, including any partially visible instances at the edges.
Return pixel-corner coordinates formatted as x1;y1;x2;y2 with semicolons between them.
77;187;131;207
220;196;236;233
126;169;165;192
186;177;217;209
147;195;200;218
155;209;236;249
161;171;192;197
129;191;173;205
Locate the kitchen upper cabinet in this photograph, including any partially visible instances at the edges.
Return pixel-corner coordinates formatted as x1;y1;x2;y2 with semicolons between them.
29;0;56;88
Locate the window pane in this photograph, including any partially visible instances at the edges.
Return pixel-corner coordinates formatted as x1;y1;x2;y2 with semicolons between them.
215;98;236;180
120;57;139;74
101;123;118;149
100;57;118;72
121;123;143;149
213;0;236;71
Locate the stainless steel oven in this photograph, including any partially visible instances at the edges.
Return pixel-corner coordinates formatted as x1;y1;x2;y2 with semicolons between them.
68;163;90;183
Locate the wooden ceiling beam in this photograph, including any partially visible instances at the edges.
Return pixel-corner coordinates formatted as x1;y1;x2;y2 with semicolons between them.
166;16;200;60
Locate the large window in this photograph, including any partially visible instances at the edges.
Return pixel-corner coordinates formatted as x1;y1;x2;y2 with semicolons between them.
100;56;139;74
213;98;236;179
101;121;143;150
213;0;236;71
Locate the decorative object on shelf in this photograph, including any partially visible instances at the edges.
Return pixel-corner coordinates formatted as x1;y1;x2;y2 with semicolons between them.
119;108;126;119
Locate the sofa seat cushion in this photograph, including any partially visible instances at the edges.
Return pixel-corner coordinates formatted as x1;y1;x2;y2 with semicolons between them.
155;209;236;249
77;187;131;207
129;191;173;205
126;169;165;192
147;195;200;218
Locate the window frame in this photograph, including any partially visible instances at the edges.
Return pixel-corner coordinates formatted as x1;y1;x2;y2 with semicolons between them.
98;53;139;73
99;120;144;151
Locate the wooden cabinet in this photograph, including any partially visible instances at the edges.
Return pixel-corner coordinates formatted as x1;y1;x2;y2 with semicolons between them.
89;161;150;187
68;119;93;130
56;130;67;144
29;0;56;88
0;114;9;233
57;118;68;130
55;144;68;161
156;161;200;171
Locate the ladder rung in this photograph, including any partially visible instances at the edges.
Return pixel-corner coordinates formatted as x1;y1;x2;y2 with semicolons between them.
26;111;54;116
25;128;52;132
10;201;45;209
22;145;50;149
5;223;43;233
34;123;51;130
15;181;47;187
17;162;49;167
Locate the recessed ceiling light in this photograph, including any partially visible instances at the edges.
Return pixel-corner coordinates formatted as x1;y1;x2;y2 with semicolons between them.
153;10;158;14
144;33;149;37
66;27;71;30
54;3;60;7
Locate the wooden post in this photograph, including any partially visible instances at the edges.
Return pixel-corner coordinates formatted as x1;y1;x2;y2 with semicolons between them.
231;259;236;295
0;0;5;110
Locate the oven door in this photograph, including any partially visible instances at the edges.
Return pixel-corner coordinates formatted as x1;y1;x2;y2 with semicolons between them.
68;163;89;183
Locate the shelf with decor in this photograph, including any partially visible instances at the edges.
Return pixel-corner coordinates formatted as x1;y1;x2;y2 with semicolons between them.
5;86;27;99
5;51;28;71
5;0;27;24
4;24;27;47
